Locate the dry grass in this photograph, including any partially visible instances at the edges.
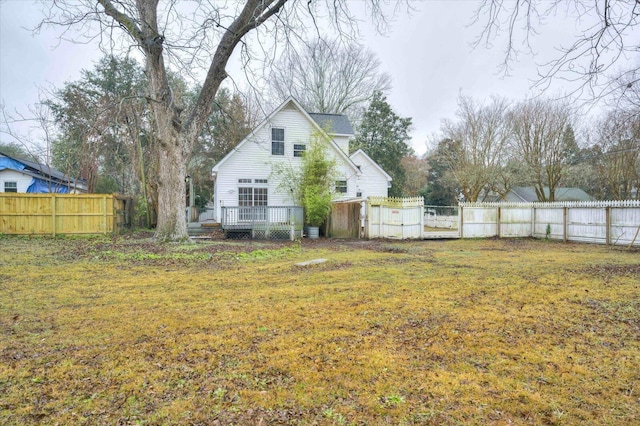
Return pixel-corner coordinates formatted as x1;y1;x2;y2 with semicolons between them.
1;235;638;425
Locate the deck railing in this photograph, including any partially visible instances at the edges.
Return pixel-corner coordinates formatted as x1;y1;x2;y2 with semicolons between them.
221;206;303;240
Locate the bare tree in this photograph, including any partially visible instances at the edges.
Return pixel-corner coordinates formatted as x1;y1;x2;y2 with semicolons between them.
609;64;640;119
38;0;403;241
1;100;55;165
473;1;640;102
439;95;511;202
509;98;573;201
401;154;429;197
1;100;67;192
590;111;640;199
267;38;391;125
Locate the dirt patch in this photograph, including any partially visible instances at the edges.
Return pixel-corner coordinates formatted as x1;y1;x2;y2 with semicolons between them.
579;263;640;282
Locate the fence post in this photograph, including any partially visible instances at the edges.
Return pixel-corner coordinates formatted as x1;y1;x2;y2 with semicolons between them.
531;205;536;238
459;205;464;238
290;208;295;241
364;201;370;239
51;195;56;237
497;206;501;238
563;207;568;242
605;206;610;245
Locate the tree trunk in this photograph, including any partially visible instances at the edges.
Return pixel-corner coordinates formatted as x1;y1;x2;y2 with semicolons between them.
154;134;190;241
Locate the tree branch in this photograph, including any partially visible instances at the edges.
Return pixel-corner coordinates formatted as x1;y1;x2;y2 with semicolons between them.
185;0;288;138
96;0;144;45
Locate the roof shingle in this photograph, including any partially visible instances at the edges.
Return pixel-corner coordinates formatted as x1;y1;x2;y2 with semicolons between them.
308;113;354;135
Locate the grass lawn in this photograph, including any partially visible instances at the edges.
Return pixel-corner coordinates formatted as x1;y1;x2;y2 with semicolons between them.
1;235;638;425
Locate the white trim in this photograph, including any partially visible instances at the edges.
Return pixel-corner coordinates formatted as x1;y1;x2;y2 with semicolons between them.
350;149;392;181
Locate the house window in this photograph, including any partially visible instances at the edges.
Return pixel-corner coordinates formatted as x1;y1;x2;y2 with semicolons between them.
254;179;268;184
293;144;306;157
272;128;284;155
239;187;268;221
238;178;251;183
4;182;17;193
335;180;347;194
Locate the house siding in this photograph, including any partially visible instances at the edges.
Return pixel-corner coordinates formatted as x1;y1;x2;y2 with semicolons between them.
333;135;350;155
350;151;390;198
213;104;358;221
0;170;34;193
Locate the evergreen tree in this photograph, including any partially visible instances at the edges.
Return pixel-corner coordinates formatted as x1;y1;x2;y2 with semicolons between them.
423;139;460;206
351;91;413;197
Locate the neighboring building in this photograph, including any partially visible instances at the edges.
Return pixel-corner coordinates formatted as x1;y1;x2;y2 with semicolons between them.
483;186;594;203
211;97;391;222
0;151;87;193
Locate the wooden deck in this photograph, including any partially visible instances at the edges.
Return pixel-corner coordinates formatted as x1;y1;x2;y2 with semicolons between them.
221;206;304;240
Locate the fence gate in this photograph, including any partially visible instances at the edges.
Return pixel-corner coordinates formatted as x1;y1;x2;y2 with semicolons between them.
326;201;361;238
366;196;424;239
423;205;461;239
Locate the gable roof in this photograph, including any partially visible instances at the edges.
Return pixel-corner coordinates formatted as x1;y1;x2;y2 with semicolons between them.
308;113;354;136
0;151;86;188
511;187;593;202
349;149;392;181
213;97;360;174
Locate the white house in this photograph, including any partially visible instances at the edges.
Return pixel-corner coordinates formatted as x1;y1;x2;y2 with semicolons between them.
349;149;392;198
0;151;87;194
210;97;391;222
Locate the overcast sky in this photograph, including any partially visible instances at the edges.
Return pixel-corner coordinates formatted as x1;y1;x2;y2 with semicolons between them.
0;0;622;155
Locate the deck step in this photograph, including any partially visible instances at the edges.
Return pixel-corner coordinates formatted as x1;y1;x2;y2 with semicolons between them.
201;222;221;228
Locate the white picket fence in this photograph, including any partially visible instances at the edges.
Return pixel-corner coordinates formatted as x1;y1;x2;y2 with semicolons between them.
459;201;640;246
366;196;424;239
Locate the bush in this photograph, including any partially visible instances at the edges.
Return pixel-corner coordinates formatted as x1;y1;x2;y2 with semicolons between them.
304;186;332;227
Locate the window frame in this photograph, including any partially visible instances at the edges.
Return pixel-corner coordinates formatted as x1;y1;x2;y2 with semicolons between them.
238;186;268;221
293;144;306;157
335;180;348;194
3;181;18;193
271;127;285;156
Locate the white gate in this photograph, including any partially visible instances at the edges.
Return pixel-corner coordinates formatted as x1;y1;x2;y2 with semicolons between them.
366;196;424;239
424;205;461;239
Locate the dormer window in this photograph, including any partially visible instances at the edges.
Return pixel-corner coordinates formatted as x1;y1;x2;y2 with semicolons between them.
272;128;284;155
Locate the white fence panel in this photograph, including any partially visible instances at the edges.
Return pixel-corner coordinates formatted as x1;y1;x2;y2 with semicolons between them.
460;201;640;247
367;197;424;239
533;207;564;239
381;206;403;239
500;207;532;237
567;207;606;244
611;207;640;246
463;206;498;237
426;215;458;229
368;203;382;238
402;204;424;239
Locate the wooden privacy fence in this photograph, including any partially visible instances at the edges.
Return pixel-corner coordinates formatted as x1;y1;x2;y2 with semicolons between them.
325;200;362;238
459;201;640;246
0;193;132;236
367;196;424;239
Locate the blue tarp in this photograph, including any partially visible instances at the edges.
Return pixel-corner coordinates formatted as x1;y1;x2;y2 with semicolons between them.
0;156;26;171
26;177;69;194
